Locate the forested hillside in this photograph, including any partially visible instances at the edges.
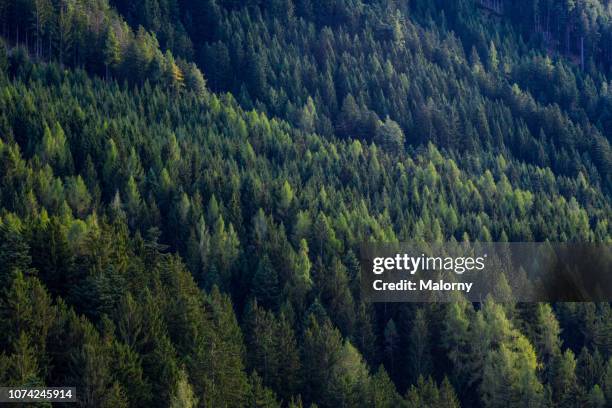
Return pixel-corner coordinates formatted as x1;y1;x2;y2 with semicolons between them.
0;0;610;407
108;0;612;189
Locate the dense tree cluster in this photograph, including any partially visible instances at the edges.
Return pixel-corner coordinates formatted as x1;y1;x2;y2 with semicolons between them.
0;0;610;407
503;0;612;70
0;49;610;406
0;0;206;94
101;0;611;191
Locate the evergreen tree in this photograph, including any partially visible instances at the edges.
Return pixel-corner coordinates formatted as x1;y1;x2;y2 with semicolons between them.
301;314;344;406
407;308;433;384
252;256;281;311
169;369;198;408
247;371;281;408
367;365;401;408
439;377;461;408
383;319;399;379
104;29;121;79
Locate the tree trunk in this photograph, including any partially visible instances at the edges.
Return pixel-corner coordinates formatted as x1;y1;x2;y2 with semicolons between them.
59;30;63;67
580;36;584;70
36;11;40;58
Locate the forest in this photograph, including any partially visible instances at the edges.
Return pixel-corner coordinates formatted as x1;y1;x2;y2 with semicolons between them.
0;0;610;407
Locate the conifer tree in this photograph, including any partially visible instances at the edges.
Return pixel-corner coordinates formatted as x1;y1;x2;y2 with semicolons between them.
367;365;401;408
169;369;198;408
104;29;121;79
407;308;433;384
248;371;281;408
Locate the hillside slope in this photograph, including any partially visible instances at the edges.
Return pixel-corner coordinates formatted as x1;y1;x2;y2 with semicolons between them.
0;0;610;407
108;0;612;190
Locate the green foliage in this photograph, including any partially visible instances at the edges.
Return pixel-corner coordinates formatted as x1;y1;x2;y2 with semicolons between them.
407;309;433;384
169;369;198;408
99;0;612;191
375;117;405;152
247;371;281;408
1;0;205;94
368;365;401;408
0;0;610;406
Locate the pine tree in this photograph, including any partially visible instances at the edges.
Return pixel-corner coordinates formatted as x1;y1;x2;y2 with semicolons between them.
287;238;312;309
65;176;93;218
169;368;198;408
438;377;460;408
163;51;184;92
367;365;400;408
201;287;250;407
532;303;561;383
0;220;32;285
383;319;399;379
28;217;74;298
405;376;439;407
353;302;377;364
182;62;207;97
247;371;281;408
479;301;543;407
321;257;355;336
488;41;499;72
375;117;405;152
0;271;55;360
336;94;360;138
577;347;604;391
104;29;121;79
299;97;317;134
552;349;580;406
252;256;281;311
603;358;612;403
442;301;470;389
333;340;369;406
586;384;605;408
7;332;42;386
243;299;278;386
301;314;343;406
275;312;301;399
278;180;294;217
101;382;129;408
111;342;153;406
407;309;432;383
